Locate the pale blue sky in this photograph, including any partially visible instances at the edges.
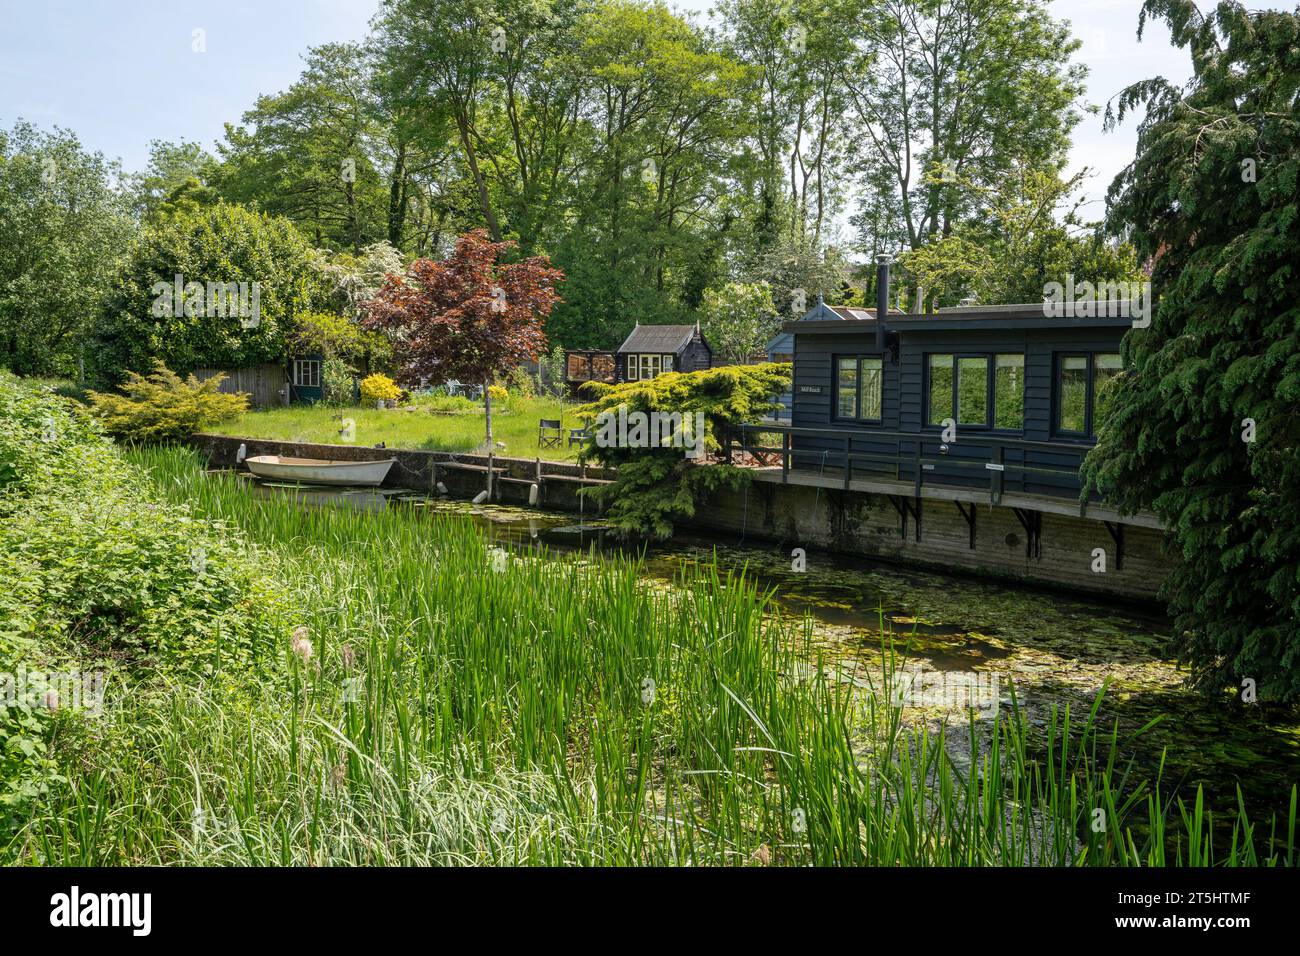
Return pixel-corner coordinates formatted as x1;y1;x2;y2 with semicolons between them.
0;1;1274;235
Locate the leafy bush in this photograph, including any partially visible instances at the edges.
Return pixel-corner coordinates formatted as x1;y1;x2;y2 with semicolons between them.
0;373;289;833
359;373;400;405
89;200;327;386
487;384;508;404
0;375;121;499
87;361;248;443
576;363;791;536
505;366;536;399
321;356;355;406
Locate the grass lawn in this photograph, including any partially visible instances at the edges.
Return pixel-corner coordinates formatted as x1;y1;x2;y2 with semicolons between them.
206;393;584;460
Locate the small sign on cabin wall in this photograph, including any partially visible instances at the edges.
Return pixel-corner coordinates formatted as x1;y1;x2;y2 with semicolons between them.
798;385;823;394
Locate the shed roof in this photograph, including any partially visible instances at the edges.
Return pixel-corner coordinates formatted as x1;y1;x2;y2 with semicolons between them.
617;324;698;354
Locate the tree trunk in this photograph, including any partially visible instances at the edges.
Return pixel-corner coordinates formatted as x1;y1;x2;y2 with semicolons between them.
346;178;360;255
483;378;494;450
387;140;408;248
457;115;502;241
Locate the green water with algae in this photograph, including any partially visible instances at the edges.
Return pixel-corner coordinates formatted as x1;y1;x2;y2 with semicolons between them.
247;484;1300;831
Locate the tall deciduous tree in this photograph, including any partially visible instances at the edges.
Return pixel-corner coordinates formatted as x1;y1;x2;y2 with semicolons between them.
700;280;778;363
0;121;132;377
843;0;1087;251
897;166;1143;308
1083;0;1300;701
363;229;562;445
215;43;387;252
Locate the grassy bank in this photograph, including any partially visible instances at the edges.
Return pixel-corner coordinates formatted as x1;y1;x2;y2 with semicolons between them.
206;394;581;460
2;374;1294;865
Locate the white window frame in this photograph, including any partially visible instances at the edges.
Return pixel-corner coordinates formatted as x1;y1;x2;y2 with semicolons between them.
663;354;674;372
293;358;321;388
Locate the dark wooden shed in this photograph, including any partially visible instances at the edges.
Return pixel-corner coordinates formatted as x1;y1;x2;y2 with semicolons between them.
616;323;712;381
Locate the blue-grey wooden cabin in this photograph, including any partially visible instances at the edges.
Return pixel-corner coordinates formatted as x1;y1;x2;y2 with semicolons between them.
765;330;794;419
783;298;1129;500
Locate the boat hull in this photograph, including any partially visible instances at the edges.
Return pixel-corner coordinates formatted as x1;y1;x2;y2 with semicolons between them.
245;455;396;487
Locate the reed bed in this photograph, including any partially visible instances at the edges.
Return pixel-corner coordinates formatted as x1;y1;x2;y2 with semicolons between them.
13;447;1295;866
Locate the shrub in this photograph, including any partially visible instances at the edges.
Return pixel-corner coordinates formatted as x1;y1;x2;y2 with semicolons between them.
87;361;248;443
505;366;536;399
487;384;508;405
0;374;288;834
576;363;791;537
321;356;355;406
359;373;400;406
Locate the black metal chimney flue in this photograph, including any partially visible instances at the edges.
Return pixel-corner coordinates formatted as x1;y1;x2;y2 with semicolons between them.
875;254;891;353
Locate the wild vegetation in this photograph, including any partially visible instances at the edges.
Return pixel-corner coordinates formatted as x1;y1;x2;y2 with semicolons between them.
2;373;1292;864
1082;0;1300;703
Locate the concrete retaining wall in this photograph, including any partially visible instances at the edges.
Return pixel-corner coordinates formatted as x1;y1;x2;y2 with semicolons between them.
694;479;1168;601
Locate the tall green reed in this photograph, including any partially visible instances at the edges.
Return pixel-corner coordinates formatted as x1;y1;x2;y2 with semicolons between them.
10;446;1293;866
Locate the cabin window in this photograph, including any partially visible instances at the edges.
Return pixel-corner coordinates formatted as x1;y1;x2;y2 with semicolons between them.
1055;352;1121;437
957;357;987;426
293;358;321;389
663;354;674;372
836;356;883;422
1093;353;1122;428
994;354;1025;430
927;355;954;426
928;353;1025;430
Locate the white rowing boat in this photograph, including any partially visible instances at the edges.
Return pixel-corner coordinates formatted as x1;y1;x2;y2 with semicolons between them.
245;455;396;487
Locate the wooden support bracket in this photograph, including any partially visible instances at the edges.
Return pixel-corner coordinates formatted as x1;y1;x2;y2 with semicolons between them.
1011;507;1043;559
954;501;977;550
888;495;922;542
1103;520;1125;571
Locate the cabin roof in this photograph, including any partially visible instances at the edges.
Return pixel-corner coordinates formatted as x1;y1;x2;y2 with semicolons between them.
617;324;699;354
784;302;1138;333
794;301;907;323
766;331;794;353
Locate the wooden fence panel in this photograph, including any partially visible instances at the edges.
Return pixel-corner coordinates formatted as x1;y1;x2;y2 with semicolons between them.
194;364;286;409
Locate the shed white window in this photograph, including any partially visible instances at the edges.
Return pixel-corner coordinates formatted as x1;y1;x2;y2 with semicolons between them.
293;359;321;388
627;353;671;380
